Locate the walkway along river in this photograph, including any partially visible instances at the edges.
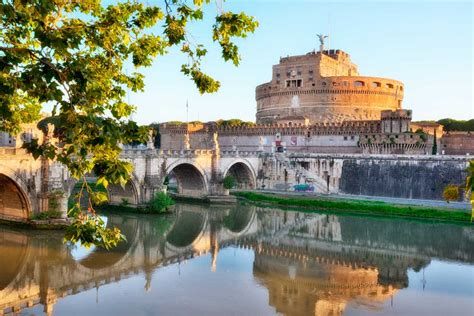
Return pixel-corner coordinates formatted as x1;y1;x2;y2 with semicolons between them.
1;203;473;315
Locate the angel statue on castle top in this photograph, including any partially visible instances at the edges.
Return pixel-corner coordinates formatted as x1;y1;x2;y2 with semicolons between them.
317;34;328;52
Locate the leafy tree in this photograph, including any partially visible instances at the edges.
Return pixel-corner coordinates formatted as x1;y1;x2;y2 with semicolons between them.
442;184;459;203
222;174;236;189
0;0;257;249
437;118;474;132
466;160;474;221
432;129;437;155
215;118;255;127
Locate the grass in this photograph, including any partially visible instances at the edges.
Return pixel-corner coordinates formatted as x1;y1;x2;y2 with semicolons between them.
233;191;472;223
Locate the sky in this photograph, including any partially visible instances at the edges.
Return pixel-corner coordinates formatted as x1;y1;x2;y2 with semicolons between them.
124;0;473;124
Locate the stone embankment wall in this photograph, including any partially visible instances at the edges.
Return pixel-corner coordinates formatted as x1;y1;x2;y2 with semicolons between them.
339;156;469;200
265;154;470;201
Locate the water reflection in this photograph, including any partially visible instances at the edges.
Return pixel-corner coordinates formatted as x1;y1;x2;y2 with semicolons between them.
0;203;473;315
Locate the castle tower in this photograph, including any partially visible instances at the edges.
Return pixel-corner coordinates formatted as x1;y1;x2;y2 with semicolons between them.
255;49;404;124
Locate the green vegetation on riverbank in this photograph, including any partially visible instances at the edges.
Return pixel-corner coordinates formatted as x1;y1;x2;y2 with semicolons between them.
233;191;472;223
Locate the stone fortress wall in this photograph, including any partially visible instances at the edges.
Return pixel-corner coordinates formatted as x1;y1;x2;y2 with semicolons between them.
255;50;403;124
159;108;434;156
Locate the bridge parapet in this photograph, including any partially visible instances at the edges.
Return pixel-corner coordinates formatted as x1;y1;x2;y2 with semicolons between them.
220;150;261;157
287;152;472;162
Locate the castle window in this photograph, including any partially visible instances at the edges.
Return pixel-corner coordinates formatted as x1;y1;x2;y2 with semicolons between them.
286;79;302;88
332;82;338;87
322;82;327;86
312;83;315;87
276;73;280;77
308;70;313;74
276;80;280;84
354;81;365;87
351;135;355;140
343;136;348;140
371;82;381;88
385;83;394;89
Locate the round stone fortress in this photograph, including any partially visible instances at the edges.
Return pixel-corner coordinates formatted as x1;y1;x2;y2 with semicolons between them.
256;49;404;124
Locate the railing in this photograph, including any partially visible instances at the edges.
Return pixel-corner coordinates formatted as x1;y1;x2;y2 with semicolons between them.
287;152;472;162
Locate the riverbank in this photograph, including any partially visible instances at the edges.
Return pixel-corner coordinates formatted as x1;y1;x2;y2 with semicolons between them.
0;217;71;230
233;191;473;223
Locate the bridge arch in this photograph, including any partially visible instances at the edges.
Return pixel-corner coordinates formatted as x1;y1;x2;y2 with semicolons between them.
107;176;141;206
222;207;257;238
0;165;35;221
223;159;257;189
70;214;140;270
166;161;208;197
165;208;208;253
0;230;29;292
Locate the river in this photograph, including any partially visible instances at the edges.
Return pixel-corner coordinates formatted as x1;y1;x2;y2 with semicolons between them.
1;203;473;315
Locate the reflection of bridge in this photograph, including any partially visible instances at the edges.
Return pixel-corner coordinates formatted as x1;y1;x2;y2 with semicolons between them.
0;204;258;315
1;204;473;315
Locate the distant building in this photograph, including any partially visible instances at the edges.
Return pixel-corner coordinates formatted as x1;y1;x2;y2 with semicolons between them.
160;46;439;155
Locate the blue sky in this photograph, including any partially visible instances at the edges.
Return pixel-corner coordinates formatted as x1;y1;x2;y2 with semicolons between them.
126;0;473;124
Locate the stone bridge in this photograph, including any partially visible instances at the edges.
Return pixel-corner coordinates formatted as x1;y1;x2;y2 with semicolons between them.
0;145;261;222
113;148;261;206
0;139;470;223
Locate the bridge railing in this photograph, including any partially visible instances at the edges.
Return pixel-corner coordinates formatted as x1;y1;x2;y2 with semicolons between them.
287;152;472;162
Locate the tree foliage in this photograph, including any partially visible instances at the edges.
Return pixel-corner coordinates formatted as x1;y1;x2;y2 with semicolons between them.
437;119;474;132
466;160;474;200
215;118;255;127
442;184;459;203
0;0;258;248
222;174;236;189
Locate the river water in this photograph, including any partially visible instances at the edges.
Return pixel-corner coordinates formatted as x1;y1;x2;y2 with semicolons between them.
1;203;473;315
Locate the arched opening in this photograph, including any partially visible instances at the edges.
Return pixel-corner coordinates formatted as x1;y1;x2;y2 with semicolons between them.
385;83;394;89
225;162;256;189
167;163;207;197
166;209;207;249
354;81;365;87
371;82;381;88
0;229;28;290
107;181;139;206
223;207;255;234
72;214;139;270
0;174;30;221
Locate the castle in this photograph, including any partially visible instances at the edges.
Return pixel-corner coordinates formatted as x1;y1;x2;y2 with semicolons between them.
159;46;439;155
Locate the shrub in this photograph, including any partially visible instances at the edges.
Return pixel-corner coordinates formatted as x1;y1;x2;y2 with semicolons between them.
30;210;62;220
147;192;174;213
443;185;460;203
222;175;236;190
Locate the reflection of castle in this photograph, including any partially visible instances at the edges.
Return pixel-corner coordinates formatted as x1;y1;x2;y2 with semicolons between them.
253;254;398;316
1;205;473;315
